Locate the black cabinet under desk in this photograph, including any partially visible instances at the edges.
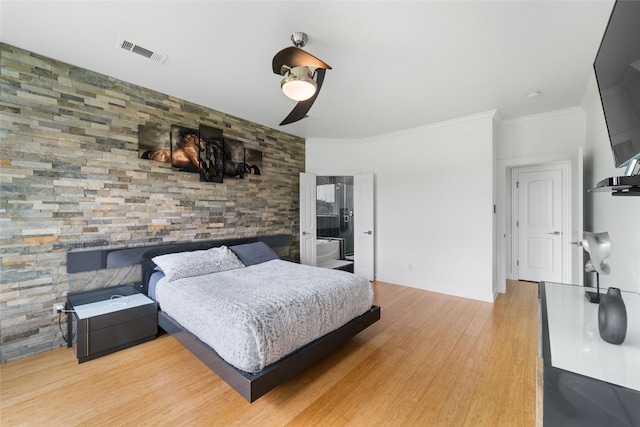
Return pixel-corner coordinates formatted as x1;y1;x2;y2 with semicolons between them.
67;285;157;363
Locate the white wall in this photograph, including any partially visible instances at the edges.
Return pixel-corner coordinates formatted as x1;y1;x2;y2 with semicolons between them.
307;111;497;302
498;108;586;160
583;77;640;293
306;140;365;175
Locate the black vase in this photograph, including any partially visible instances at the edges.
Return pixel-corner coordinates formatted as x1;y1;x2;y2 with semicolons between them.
598;287;627;345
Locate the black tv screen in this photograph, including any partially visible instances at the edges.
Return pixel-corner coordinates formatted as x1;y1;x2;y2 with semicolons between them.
593;0;640;169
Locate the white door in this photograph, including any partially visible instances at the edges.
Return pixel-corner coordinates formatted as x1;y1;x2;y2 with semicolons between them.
354;174;374;280
516;168;564;282
299;172;317;266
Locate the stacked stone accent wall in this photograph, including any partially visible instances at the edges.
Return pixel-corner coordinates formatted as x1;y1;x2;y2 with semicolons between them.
0;44;305;362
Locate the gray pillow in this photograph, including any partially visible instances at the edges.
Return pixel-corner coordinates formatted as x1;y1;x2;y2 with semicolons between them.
152;246;244;281
229;241;279;266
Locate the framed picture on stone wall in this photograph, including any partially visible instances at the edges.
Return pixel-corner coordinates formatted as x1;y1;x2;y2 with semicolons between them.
170;125;201;173
223;138;246;179
244;148;262;175
198;125;224;183
139;123;262;183
138;124;171;163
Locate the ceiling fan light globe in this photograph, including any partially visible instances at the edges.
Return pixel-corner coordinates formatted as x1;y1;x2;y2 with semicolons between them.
282;80;316;101
281;66;317;101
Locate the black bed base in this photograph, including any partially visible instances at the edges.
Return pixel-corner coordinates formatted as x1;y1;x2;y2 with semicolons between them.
158;305;381;402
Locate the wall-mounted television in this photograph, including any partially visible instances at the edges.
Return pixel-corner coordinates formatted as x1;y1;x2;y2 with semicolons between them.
593;0;640;172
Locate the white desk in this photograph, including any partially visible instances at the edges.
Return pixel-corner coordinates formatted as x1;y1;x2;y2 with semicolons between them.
544;282;639;391
540;282;640;426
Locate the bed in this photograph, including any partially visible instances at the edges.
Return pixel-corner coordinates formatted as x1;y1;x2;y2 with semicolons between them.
67;236;380;402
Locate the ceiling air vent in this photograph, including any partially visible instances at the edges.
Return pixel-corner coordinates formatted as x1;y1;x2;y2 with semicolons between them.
117;38;168;64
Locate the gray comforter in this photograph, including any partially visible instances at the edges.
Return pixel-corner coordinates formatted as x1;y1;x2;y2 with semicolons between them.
155;260;373;373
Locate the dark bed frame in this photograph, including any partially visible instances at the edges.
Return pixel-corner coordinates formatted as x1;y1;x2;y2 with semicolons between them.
159;305;380;402
67;235;381;402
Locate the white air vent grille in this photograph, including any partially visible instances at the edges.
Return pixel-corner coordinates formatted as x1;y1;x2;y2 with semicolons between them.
120;40;134;51
117;38;168;64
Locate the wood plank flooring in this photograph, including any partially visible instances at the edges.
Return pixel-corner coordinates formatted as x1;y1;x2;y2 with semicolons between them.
1;280;539;426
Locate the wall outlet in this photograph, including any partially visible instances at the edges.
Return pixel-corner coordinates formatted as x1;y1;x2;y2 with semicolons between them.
53;302;65;316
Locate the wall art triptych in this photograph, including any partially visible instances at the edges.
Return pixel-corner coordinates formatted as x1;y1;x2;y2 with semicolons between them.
138;124;262;183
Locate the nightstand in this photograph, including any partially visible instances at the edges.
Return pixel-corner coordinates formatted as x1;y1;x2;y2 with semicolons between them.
67;285;157;363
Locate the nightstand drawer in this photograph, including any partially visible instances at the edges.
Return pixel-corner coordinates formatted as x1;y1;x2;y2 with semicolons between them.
88;303;157;330
88;314;157;355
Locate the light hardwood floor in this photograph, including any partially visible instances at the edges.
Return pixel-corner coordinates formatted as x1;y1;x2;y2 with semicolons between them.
1;280;538;426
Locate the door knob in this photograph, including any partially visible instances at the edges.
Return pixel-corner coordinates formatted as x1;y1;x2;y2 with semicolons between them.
547;231;561;235
302;231;308;235
363;230;372;235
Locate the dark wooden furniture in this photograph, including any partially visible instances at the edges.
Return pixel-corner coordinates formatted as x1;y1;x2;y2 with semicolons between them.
159;305;380;402
66;235;381;401
67;285;157;363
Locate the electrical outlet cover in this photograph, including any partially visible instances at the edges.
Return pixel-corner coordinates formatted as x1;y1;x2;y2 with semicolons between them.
53;303;64;316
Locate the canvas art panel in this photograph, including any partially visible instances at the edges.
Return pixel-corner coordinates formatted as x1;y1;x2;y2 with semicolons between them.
170;125;201;173
244;148;263;175
138;124;171;163
223;138;246;179
199;125;224;183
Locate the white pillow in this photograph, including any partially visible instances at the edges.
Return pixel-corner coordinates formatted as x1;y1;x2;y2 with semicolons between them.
152;246;244;281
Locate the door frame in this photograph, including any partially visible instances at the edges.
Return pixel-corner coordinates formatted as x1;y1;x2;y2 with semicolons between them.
496;151;580;294
299;172;317;266
510;163;570;283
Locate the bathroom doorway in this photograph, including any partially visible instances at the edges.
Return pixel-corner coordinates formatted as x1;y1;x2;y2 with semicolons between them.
299;172;375;280
316;176;354;272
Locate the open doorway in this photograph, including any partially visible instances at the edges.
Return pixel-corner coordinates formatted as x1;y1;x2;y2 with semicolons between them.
300;172;375;280
316;176;354;272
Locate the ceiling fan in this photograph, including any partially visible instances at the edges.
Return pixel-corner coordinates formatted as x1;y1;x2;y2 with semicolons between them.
272;32;332;125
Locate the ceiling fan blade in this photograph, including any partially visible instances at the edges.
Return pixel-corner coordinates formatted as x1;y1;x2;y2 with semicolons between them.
280;68;326;126
272;46;332;75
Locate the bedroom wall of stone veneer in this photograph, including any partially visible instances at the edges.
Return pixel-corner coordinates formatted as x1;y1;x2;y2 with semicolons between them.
0;44;305;363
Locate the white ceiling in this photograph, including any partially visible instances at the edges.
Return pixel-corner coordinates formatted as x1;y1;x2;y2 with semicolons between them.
0;1;614;139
